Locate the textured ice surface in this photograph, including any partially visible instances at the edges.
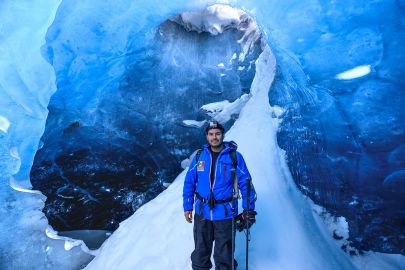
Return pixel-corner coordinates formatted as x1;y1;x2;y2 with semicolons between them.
267;0;405;253
30;2;262;231
0;135;93;268
0;177;94;270
0;1;93;268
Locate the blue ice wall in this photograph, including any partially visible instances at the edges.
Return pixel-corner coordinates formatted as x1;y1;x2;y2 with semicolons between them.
31;1;261;230
264;1;405;254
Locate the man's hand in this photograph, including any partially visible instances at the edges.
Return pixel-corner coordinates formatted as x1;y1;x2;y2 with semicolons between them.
184;210;193;223
236;210;257;232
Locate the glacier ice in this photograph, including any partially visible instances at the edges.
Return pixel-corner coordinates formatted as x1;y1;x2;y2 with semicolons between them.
30;1;261;231
0;0;404;269
0;1;95;269
267;0;405;253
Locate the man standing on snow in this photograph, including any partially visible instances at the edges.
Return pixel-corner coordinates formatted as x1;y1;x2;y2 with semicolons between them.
183;121;257;270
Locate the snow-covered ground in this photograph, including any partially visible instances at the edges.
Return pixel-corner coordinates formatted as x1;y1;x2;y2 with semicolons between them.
85;46;366;270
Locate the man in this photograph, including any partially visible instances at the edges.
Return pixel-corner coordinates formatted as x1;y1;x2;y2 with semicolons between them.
183;121;257;270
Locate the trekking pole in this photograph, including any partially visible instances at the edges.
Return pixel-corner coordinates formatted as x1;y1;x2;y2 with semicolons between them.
231;193;235;270
245;179;251;270
231;169;239;270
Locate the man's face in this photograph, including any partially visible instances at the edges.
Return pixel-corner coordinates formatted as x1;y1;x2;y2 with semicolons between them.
206;128;224;147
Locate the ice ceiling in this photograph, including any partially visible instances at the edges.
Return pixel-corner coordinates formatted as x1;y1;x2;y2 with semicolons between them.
0;0;404;268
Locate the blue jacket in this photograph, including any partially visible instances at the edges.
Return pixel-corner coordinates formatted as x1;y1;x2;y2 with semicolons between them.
183;141;257;220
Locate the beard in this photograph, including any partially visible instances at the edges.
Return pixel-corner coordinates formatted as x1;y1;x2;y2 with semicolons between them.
209;139;222;147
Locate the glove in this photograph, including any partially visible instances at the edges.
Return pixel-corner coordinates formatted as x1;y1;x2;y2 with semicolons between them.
235;210;257;232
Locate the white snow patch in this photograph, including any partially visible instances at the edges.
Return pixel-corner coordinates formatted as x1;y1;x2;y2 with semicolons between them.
182;119;206;128
201;94;250;124
9;176;41;194
272;105;285;118
45;227;98;256
237;17;260;62
181;149;202;169
202;100;231;115
9;146;20;160
336;65;371;80
162;182;171;188
311;202;350;246
172;4;261;62
0;115;10;133
173;4;243;35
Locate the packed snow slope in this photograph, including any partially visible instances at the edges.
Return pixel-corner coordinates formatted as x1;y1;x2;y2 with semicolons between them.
85;46;355;270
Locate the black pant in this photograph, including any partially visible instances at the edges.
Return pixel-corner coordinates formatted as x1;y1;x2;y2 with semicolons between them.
191;213;237;270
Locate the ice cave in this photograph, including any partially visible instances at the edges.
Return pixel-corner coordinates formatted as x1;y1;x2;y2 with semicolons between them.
0;0;404;269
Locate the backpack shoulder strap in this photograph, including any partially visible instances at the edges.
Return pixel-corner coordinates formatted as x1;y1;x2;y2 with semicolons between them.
229;150;239;199
194;149;203;186
229;149;238;168
195;149;203;162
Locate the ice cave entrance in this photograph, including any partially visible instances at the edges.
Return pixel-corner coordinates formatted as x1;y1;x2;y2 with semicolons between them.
30;4;267;248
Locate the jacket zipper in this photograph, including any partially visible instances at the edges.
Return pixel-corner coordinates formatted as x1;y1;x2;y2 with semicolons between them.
208;151;213;220
210;150;223;221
